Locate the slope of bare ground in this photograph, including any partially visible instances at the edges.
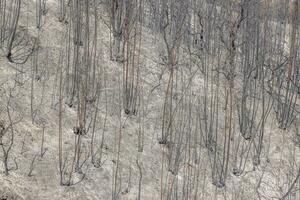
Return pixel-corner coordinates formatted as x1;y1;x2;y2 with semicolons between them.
0;0;299;200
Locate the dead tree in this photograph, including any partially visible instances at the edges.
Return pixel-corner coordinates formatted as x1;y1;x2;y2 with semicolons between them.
160;0;187;145
0;87;22;175
110;0;126;62
122;0;142;115
273;0;299;130
0;0;36;64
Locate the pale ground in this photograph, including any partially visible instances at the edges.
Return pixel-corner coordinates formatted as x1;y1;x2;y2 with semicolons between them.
0;1;299;200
